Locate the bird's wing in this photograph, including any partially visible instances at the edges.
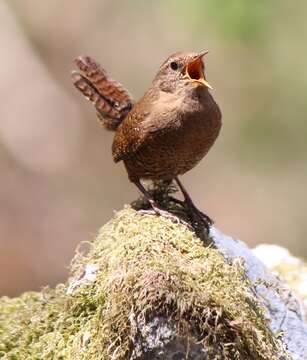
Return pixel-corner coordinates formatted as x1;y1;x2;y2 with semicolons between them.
112;89;181;162
112;98;152;162
72;55;134;130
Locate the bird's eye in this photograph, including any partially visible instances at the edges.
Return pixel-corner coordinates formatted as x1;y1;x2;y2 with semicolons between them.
170;61;179;71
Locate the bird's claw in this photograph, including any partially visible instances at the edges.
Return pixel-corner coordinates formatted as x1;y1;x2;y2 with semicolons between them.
188;209;213;235
168;196;213;232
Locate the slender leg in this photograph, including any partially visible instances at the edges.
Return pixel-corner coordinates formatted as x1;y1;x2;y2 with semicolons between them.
174;177;213;232
168;196;185;206
134;179;191;228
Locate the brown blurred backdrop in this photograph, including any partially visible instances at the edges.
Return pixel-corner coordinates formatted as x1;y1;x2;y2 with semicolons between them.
1;0;306;296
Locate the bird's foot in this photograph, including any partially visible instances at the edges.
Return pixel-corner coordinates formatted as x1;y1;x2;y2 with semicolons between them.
138;206;192;230
187;205;213;235
168;196;213;234
192;208;213;227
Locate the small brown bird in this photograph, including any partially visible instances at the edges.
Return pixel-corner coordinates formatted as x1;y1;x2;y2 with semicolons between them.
72;51;222;232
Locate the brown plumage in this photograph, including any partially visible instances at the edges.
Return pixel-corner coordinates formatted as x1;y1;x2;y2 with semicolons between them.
72;55;133;130
72;51;222;233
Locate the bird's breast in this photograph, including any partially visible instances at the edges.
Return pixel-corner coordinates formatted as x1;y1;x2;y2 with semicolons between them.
125;90;222;180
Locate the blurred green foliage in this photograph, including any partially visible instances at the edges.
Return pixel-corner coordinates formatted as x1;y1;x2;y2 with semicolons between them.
171;0;275;43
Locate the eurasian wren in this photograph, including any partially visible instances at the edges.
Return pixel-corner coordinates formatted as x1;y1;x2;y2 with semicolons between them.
72;51;222;233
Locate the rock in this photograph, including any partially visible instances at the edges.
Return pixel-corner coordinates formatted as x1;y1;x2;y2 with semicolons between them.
211;229;307;360
1;206;305;359
253;244;307;321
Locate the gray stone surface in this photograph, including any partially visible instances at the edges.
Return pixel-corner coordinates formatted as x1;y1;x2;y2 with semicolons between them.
130;315;206;360
210;227;307;360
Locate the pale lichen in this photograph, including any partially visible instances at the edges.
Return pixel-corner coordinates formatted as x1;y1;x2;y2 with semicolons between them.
254;244;307;321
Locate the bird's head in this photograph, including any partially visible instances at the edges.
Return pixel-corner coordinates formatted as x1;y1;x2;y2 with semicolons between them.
153;51;212;93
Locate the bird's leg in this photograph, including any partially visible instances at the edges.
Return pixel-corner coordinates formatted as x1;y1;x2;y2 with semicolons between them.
168;196;185;207
174;177;213;233
134;179;191;228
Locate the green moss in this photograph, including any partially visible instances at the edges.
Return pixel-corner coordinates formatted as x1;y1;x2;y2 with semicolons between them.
0;207;286;359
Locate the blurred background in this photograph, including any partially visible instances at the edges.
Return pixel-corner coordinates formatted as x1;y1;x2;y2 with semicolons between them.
1;0;306;296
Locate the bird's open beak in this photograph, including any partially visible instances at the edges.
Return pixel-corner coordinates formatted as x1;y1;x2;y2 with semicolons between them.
184;51;213;89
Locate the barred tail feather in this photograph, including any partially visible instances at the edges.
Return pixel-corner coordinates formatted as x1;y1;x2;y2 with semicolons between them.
71;55;134;131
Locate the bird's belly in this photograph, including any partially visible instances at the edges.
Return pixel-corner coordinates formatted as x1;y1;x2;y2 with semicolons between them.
124;118;220;181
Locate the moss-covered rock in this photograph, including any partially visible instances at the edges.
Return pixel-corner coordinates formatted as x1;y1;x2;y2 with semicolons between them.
0;207;288;359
